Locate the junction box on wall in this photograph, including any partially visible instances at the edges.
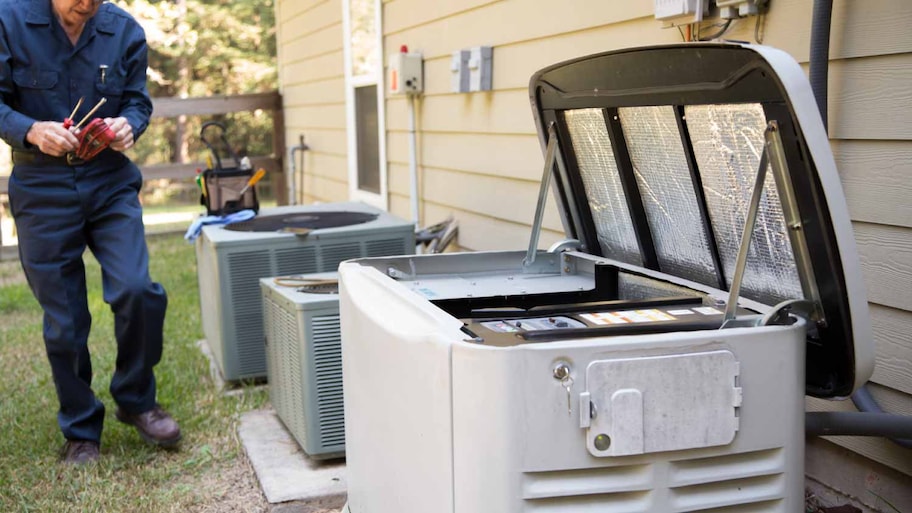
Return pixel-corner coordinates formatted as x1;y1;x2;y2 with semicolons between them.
389;45;423;95
451;46;493;93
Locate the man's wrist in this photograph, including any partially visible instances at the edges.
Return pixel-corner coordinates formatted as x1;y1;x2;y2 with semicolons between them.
23;122;37;147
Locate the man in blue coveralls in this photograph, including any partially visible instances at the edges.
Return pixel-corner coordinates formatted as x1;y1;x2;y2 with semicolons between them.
0;0;180;464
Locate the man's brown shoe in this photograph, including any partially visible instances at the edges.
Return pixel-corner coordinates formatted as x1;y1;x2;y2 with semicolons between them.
115;405;182;448
62;440;100;465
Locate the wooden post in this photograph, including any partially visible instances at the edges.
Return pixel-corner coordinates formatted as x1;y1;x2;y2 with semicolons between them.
272;103;287;205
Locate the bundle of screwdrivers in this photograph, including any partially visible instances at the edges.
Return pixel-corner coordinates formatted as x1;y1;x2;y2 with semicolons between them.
64;97;115;161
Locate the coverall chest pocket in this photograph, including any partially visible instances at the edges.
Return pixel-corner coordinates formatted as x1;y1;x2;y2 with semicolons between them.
95;71;125;118
12;69;59;120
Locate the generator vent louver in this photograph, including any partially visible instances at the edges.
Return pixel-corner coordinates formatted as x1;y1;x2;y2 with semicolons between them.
196;203;415;381
521;448;785;512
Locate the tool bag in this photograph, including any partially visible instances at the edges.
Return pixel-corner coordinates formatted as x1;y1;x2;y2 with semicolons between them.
199;121;260;216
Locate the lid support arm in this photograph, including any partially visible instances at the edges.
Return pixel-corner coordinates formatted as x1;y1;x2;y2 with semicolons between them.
524;122;562;268
724;120;824;325
766;120;823;321
723;126;771;325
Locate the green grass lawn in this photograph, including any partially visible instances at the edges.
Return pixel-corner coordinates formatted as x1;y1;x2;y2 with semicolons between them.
0;233;268;512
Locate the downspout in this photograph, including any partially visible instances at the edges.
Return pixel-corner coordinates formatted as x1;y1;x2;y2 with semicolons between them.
407;93;419;228
809;0;832;131
805;0;912;448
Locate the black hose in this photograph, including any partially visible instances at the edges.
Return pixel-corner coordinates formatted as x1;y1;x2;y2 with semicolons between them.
809;0;833;130
806;412;912;443
851;386;912;449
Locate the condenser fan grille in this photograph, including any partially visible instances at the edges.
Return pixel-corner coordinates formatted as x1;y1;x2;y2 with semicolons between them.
225;211;379;232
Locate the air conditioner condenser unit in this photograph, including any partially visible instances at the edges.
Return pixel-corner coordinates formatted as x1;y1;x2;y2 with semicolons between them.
338;43;874;513
261;272;344;459
196;202;414;382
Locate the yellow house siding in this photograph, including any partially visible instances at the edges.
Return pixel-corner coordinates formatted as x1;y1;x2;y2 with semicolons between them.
833;140;912;228
868;304;912;395
276;0;347;204
827;55;912;140
856;223;912;312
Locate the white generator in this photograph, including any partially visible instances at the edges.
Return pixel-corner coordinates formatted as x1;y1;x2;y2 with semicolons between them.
261;272;345;459
338;43;874;513
196;202;414;381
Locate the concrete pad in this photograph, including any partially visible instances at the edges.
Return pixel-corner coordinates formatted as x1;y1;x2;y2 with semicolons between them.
239;408;347;505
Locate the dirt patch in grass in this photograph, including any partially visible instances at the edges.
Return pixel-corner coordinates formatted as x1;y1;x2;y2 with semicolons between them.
184;452;269;513
0;257;25;287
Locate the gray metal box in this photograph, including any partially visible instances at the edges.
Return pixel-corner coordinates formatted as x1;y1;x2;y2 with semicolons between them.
196;202;413;381
261;273;344;459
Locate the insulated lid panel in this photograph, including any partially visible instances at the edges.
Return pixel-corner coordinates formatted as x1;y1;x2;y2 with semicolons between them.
618;105;718;287
564;109;641;267
685;103;804;306
529;43;873;397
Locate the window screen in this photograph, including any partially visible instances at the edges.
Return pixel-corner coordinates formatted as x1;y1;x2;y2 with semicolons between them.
685;103;803;305
564;109;641;266
355;85;380;194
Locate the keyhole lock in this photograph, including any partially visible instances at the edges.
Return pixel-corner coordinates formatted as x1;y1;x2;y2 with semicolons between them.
553;362;573;416
553;362;571;381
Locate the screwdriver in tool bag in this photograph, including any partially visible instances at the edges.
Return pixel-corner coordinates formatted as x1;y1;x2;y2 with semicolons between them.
237;168;267;197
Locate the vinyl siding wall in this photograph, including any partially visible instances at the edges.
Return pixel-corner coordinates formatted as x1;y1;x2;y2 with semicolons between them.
275;0;912;494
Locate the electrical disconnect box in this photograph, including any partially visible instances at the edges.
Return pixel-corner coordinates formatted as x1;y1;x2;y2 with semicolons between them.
654;0;706;24
389;45;423;95
468;46;493;92
451;50;470;93
716;0;762;18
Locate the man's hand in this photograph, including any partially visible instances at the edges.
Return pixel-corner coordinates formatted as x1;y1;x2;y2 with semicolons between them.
25;121;79;157
104;117;134;152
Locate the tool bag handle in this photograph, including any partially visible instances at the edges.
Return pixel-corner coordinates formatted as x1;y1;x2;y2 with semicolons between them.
199;121;242;171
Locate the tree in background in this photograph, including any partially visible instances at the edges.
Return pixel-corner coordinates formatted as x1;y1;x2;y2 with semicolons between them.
123;0;278;172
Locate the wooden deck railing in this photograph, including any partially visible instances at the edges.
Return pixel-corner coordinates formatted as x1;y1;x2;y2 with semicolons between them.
0;90;285;193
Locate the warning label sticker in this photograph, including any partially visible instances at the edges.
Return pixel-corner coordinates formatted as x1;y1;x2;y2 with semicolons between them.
581;309;677;325
668;309;696;316
693;306;723;315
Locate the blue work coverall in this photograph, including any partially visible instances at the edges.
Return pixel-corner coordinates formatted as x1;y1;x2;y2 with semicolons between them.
0;0;168;443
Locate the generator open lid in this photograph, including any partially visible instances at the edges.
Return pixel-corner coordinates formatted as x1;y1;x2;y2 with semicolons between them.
528;43;873;399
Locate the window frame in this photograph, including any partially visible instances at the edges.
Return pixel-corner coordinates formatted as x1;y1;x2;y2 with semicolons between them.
342;0;388;209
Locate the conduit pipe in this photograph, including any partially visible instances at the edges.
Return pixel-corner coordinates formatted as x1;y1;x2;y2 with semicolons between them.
288;134;309;205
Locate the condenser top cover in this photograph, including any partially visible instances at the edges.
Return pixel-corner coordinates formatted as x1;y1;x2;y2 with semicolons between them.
202;201;414;248
528;43;872;398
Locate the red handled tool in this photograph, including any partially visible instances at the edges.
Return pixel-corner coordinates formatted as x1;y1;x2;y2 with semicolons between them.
63;97;115;161
63;97;84;129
